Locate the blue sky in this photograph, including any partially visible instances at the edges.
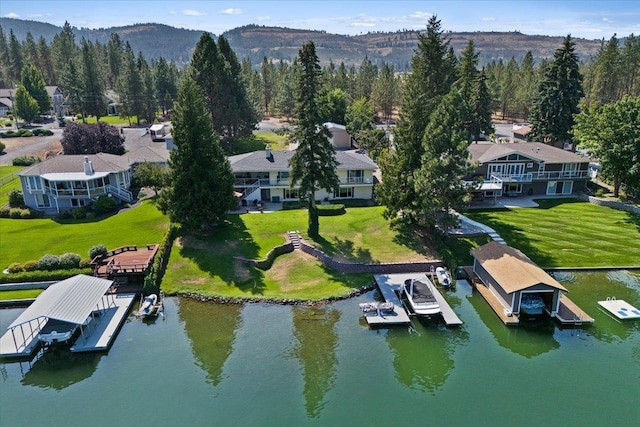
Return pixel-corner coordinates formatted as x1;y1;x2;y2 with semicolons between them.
2;1;639;39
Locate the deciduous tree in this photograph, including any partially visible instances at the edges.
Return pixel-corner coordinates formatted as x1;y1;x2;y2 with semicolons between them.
61;121;125;155
20;64;51;113
14;84;39;124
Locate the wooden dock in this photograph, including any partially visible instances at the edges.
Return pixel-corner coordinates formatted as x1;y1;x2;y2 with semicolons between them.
71;293;136;352
474;282;520;325
363;275;410;325
371;274;462;326
557;295;594;325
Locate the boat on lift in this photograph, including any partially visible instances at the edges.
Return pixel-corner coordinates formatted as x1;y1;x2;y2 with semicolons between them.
402;278;441;316
435;267;453;288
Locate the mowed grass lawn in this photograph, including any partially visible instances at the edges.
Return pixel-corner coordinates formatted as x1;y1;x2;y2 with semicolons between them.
163;206;437;300
0;166;23;206
466;198;640;268
0;201;169;266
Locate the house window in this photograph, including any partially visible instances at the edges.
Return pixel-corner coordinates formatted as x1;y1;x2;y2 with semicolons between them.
283;188;299;199
527;163;533;168
35;194;50;208
277;171;289;182
71;198;86;207
504;183;522;194
27;176;42;191
333;187;353;198
347;170;363;183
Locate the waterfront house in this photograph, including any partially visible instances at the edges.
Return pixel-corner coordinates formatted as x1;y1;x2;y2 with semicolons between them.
229;147;377;203
471;242;567;318
465;142;590;200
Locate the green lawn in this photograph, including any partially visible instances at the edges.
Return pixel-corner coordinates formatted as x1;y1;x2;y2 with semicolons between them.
0;200;170;265
465;199;640;267
77;116;140;125
232;132;288;155
0;166;23;206
0;289;42;300
162;207;436;300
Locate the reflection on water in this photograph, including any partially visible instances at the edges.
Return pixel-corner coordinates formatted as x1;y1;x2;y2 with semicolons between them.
467;288;560;358
386;299;469;393
21;348;102;390
178;298;242;386
289;306;340;418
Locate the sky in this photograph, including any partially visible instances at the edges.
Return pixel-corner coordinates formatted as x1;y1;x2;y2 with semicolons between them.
2;0;639;40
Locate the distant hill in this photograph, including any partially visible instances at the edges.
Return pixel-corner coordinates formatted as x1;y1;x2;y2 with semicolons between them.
0;18;604;68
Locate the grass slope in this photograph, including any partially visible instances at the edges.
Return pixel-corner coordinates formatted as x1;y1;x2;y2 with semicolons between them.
0;166;23;206
0;200;169;265
466;199;640;267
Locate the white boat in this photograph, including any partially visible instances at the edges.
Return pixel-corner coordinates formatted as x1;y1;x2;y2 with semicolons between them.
137;293;162;317
435;267;453;288
402;278;440;316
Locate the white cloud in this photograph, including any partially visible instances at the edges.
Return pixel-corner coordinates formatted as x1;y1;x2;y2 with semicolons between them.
602;17;614;23
482;17;496;22
3;12;19;19
219;8;242;15
351;22;375;28
168;10;177;16
257;16;270;21
409;11;431;20
183;9;207;17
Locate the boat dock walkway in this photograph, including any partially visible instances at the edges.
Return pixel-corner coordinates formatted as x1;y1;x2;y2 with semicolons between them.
71;293;136;352
371;274;462;326
557;295;594;325
0;319;43;357
364;275;411;325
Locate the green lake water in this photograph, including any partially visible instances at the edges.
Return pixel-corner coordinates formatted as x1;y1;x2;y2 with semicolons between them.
1;271;639;426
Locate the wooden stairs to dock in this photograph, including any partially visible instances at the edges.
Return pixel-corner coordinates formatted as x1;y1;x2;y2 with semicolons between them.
287;231;301;249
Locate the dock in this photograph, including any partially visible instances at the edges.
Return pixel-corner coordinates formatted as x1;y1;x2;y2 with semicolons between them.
71;293;136;352
0;319;43;357
363;275;411;325
473;280;520;325
371;274;462;326
556;295;594;325
597;297;640;320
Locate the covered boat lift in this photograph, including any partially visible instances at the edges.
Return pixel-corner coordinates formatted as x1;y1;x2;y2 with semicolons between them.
0;275;116;357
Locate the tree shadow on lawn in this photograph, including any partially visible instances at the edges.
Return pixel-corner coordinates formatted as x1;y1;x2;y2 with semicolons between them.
531;198;582;209
319;263;374;292
311;234;375;263
624;211;640;233
469;211;556;267
390;221;441;259
176;215;267;294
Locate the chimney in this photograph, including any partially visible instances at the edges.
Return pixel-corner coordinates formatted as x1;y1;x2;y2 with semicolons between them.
83;156;94;175
265;144;272;161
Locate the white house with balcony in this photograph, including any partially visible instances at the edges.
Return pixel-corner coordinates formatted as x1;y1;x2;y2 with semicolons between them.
465;142;590;199
18;147;171;214
229;146;377;203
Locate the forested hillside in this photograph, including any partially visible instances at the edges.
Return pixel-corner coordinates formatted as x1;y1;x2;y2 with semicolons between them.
0;18;604;68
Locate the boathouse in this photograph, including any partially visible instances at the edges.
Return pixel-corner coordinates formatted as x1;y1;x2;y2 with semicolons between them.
471;242;567;318
0;275;117;357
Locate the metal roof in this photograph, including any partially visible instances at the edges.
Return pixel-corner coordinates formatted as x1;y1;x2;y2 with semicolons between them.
8;275;114;329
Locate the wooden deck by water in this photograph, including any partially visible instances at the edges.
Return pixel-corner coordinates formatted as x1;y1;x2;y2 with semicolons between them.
71;293;136;352
473;281;520;325
556;295;594;324
371;274;462;326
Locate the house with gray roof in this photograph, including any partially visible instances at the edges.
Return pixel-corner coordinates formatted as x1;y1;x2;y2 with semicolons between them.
229;146;377;203
465;142;590;199
18;147;170;214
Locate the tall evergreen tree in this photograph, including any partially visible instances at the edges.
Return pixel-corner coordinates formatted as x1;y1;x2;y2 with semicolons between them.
471;68;494;141
37;36;55;85
590;35;622;104
273;59;296;119
260;56;276;115
0;26;9;86
7;30;23;83
354;56;377;100
154;57;177;115
372;62;399;122
620;35;640;98
117;42;144;124
79;39;106;120
138;53;156;124
529;35;584;146
106;33;124;90
377;15;456;223
52;22;78;94
415;90;473;229
22;33;39;69
514;51;537;118
158;75;237;230
288;41;340;238
20;65;51;113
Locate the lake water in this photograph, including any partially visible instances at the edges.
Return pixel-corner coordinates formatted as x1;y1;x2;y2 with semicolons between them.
1;271;639;426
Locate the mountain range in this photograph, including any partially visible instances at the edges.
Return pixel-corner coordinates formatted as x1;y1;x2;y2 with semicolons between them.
0;18;605;68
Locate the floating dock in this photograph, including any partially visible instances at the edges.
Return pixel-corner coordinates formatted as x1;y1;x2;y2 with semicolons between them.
370;274;462;326
71;293;136;352
597;297;640;320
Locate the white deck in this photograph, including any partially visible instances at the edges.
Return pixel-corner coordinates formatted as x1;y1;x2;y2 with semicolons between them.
364;275;410;325
374;273;462;326
71;293;136;352
0;319;43;357
597;298;640;320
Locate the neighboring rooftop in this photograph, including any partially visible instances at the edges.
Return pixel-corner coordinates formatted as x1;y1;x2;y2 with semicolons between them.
468;142;588;164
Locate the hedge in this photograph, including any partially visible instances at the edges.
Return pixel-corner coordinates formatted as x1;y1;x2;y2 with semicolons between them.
317;204;346;216
12;155;41;166
144;223;178;294
0;268;93;284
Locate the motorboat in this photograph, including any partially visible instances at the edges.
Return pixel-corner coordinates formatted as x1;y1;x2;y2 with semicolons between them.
520;293;545;315
38;319;80;346
403;278;440;316
137;293;160;317
435;267;453;288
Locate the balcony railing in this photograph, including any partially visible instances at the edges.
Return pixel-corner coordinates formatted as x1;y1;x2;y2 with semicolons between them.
235;177;373;188
535;170;589;180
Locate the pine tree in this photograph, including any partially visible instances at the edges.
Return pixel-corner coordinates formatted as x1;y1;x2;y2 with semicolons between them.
79;39;106;121
591;35;622;104
372;62;399;122
106;33;123;90
158;75;237;230
37;36;55;86
7;30;23;83
22;33;39;69
138;53;156;124
415;90;473;229
471;68;494;141
117;43;144;124
514;51;536;118
0;26;9;86
529;35;584;146
261;56;276;115
52;22;78;94
354;56;377;100
273;59;296;119
377;15;457;223
289;41;340;238
154;57;177;115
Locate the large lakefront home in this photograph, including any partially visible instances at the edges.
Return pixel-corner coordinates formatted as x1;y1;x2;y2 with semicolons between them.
18;147;169;214
229;146;378;203
465;142;590;199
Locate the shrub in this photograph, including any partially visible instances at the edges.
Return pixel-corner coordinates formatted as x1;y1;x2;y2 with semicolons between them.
71;207;86;219
594;189;605;197
0;268;92;284
18;129;33;137
89;244;108;260
93;195;116;214
0;207;9;218
20;208;33;218
79;258;92;268
22;260;39;271
12;155;41;166
59;253;82;269
7;262;24;273
282;200;304;210
317;204;346;216
38;254;61;271
57;210;72;220
0;140;5;153
32;128;54;136
85;211;96;219
9;208;30;218
8;189;24;208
